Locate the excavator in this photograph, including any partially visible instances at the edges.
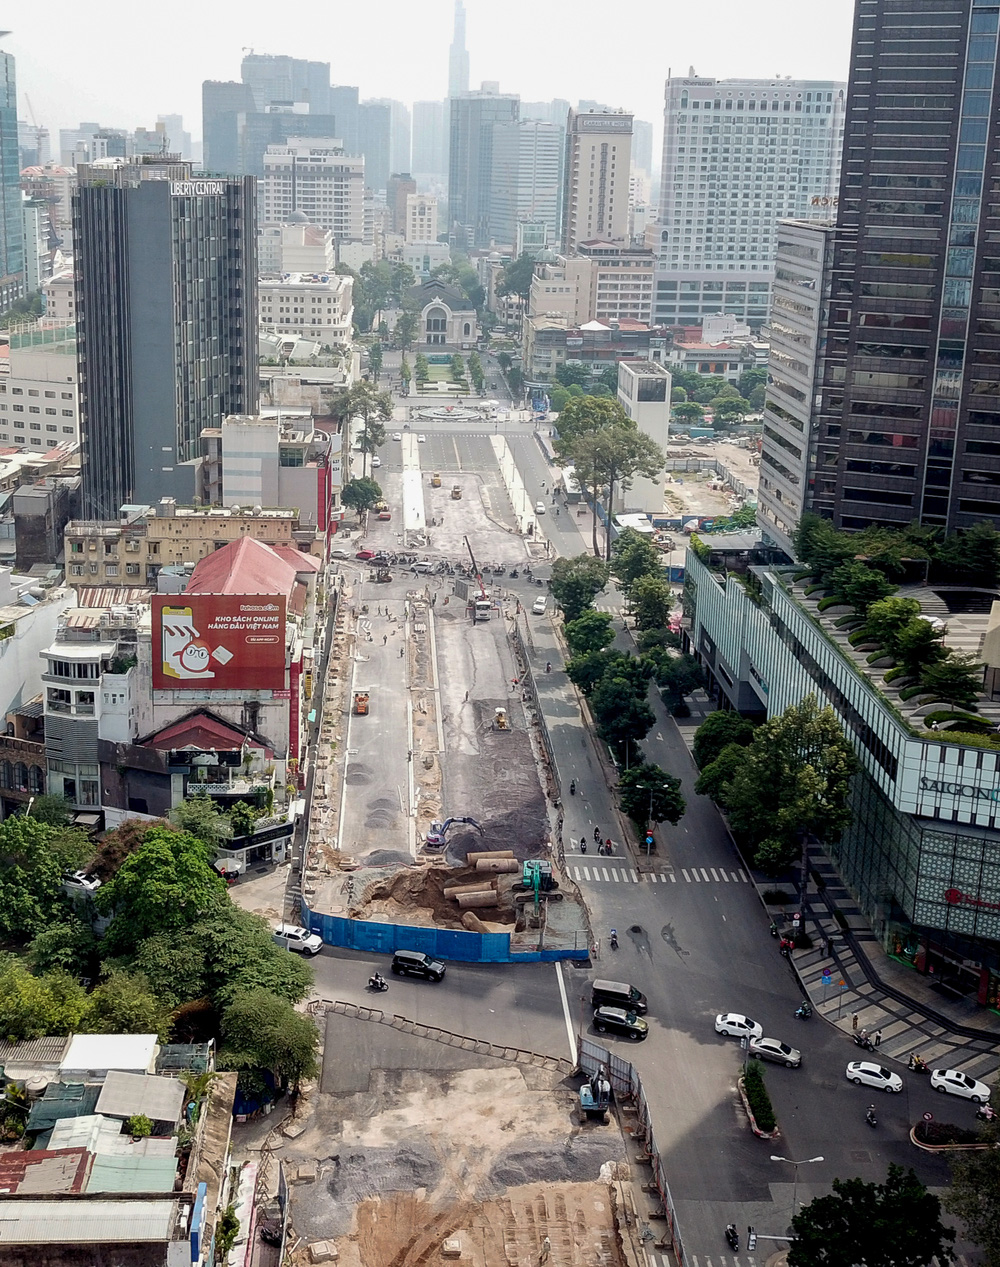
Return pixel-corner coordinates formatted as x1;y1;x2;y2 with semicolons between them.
425;815;485;849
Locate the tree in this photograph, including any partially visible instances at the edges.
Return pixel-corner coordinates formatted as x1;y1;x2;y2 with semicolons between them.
0;957;89;1041
919;652;984;708
549;554;610;621
415;352;430;383
693;711;756;770
389;262;415;304
946;1120;1000;1266
336;381;393;477
671;386;688;403
0;815;91;941
341;477;384;520
451;353;465;381
654;653;705;714
169;796;233;850
394;310;419;352
830;561;895;616
508;367;524;397
496;252;536;302
496;351;512;375
673;401;706;424
590;423;664;560
712;395;751;425
589;673;655;750
598;365;620;392
789;1164;954;1267
28;917;99;979
863;595;922;654
467;351;484;392
738;367;768;399
85;970;169;1038
564;610;615;657
367;342;383;379
220;989;319;1091
26;795;72;826
549;386;570;412
617;763;685;827
694;742;748;802
555;363;591;389
630;574;674;632
721;696;859;867
566;650;628;695
749;383;767;410
400;355;411;385
894;616;948;677
96;827;226;955
934;521;1000;588
612;528;661;591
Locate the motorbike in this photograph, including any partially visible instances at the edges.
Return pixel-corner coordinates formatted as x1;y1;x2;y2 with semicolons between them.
580;840;587;853
594;828;602;842
976;1104;996;1122
865;1105;877;1128
510;569;519;579
546;662;552;673
609;929;619;950
908;1054;929;1074
725;1225;739;1252
853;1033;875;1052
569;779;576;795
795;1001;813;1020
368;974;389;993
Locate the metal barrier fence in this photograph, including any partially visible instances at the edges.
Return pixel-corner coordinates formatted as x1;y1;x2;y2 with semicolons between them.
301;904;589;964
578;1035;686;1264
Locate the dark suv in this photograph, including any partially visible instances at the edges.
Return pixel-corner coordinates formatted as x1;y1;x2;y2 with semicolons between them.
593;1006;648;1041
390;950;446;982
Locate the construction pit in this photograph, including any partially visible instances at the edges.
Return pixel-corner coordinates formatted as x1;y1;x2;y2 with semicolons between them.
281;1009;639;1267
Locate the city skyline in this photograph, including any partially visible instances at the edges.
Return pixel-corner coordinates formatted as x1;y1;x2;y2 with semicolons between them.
7;0;855;155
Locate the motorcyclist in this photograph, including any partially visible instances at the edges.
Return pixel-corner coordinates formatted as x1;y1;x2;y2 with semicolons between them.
369;971;387;991
594;827;602;842
569;779;576;795
609;929;619;949
725;1224;739;1250
866;1104;877;1126
546;661;552;673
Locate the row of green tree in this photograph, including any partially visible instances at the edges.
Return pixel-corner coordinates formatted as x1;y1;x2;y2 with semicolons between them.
0;803;318;1095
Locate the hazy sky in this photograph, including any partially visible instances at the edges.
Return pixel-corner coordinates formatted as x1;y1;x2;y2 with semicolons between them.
9;0;856;147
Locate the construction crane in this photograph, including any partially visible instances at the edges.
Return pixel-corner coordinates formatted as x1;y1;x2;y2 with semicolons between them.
463;535;492;622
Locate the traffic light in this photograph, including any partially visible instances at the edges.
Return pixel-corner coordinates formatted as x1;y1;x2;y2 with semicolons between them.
747;1227;757;1251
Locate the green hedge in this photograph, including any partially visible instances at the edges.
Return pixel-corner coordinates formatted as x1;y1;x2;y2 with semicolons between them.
899;684;932;700
803;584;827;596
920;728;1000;751
923;709;983;726
883;666;908;684
848;630;878;647
834;614;863;628
817;595;851;612
742;1059;776;1133
867;650;894;665
792;570;814;583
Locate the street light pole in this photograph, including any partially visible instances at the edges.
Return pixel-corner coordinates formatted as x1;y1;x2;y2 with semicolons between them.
770;1155;824;1223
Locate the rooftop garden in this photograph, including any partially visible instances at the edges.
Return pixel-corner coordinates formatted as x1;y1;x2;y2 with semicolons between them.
788;514;1000;748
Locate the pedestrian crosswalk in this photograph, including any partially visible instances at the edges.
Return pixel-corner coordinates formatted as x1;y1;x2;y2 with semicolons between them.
567;863;749;885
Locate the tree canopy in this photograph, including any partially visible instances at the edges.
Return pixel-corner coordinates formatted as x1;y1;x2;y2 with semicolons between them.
342;477;384;519
692;711;756;770
947;1120;1000;1266
564;610;615;657
548;554;610;622
496;252;536;302
0;815;92;942
219;989;319;1092
612;528;662;591
789;1164;954;1267
617;763;685;827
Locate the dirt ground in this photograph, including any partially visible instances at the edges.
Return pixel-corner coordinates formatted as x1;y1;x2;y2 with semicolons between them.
283;1032;632;1267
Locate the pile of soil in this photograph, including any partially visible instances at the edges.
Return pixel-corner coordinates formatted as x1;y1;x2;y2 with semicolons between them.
361;865;516;929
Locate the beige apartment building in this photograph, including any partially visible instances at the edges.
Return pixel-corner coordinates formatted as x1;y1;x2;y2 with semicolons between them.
561;110;633;253
405;193;438;243
64;502;305;588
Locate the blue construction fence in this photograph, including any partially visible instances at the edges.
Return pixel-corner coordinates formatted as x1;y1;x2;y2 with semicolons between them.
302;903;589;964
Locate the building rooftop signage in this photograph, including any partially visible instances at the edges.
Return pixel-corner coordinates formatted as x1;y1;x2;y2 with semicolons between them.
170;181;226;197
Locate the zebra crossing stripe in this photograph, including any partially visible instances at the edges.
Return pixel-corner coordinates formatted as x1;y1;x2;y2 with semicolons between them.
602;867;610;881
710;868;720;881
738;870;749;882
682;868;691;882
720;871;730;882
631;869;639;882
700;868;711;881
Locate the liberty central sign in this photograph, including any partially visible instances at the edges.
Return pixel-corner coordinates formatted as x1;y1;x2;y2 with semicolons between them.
170;181;226;197
920;776;1000;802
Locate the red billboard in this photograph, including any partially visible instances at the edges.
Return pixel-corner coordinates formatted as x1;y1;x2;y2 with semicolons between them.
152;595;287;692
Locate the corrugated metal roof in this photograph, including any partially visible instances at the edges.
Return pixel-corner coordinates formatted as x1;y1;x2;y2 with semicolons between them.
59;1034;158;1076
86;1153;178;1194
0;1147;91;1195
0;1035;69;1068
96;1071;184;1124
0;1198;179;1243
74;586;153;608
49;1114;176;1162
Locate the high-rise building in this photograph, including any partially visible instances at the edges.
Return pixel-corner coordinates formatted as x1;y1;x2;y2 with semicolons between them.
653;76;845;328
243;108;341;179
632;118;653;176
490;119;563;249
73;160;258;517
330;86;360;153
561;109;633;253
358;101;392;194
804;0;1000;536
241;53;331;114
202;81;255;174
0;48;23;313
260;139;365;243
449;86;519;248
157;114;192;160
388;173;417;234
448;0;470;99
18;120;49;169
521;100;572;129
405;193;438;243
412;100;447;185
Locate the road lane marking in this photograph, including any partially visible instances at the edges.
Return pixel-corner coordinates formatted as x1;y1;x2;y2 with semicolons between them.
682;868;691;882
582;866;591;880
692;870;701;882
710;868;720;881
738;870;749;882
720;871;730;881
602;867;610;881
631;869;639;882
669;873;677;881
554;961;577;1064
700;868;711;881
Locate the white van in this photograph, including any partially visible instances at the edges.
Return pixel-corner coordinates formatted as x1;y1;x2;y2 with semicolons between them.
532;596;547;615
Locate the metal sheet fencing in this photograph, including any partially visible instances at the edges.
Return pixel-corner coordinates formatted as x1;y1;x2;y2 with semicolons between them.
301;904;588;964
577;1034;687;1265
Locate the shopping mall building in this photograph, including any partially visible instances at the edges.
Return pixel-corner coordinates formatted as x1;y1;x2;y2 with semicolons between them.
684;542;1000;1011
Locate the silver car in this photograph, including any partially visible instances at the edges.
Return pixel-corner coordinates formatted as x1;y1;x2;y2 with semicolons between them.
748;1037;801;1068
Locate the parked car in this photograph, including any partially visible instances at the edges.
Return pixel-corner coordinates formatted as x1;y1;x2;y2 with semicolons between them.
391;950;446;981
535;501;546;514
392;431;402;441
845;1061;903;1093
63;870;102;894
532;596;547;615
417;434;427;442
411;560;434;573
930;1068;991;1102
371;455;382;467
272;924;323;956
714;1012;763;1040
330;547;351;559
748;1037;801;1068
356;549;376;560
593;1006;648;1041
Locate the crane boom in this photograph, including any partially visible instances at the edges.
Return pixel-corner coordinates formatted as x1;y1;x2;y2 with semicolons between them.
463;534;488;601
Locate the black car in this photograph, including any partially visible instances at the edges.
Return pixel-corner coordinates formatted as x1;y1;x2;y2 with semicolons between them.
390;950;446;982
593;1006;648;1041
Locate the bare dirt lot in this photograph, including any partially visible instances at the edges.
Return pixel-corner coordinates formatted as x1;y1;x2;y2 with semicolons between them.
282;1013;632;1267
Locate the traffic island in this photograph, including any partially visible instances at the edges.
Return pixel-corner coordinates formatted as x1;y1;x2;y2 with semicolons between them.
910;1120;989;1152
739;1059;780;1139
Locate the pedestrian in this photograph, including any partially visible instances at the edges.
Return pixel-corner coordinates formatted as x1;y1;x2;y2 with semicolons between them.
824;938;831;957
383;634;388;645
874;1028;882;1047
465;690;470;702
852;1012;859;1031
399;646;404;657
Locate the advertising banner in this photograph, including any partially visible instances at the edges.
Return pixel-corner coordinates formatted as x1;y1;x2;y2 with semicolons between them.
153;595;286;692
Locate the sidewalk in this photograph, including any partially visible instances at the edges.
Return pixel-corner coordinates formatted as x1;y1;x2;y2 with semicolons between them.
673;692;1000;1080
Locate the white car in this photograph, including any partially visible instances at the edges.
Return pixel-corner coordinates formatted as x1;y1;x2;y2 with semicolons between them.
417;434;427;442
846;1061;903;1093
535;501;546;514
714;1012;763;1040
272;924;323;956
931;1068;991;1103
63;870;101;894
748;1037;801;1068
371;455;382;467
329;547;351;559
532;596;547;615
392;431;402;440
